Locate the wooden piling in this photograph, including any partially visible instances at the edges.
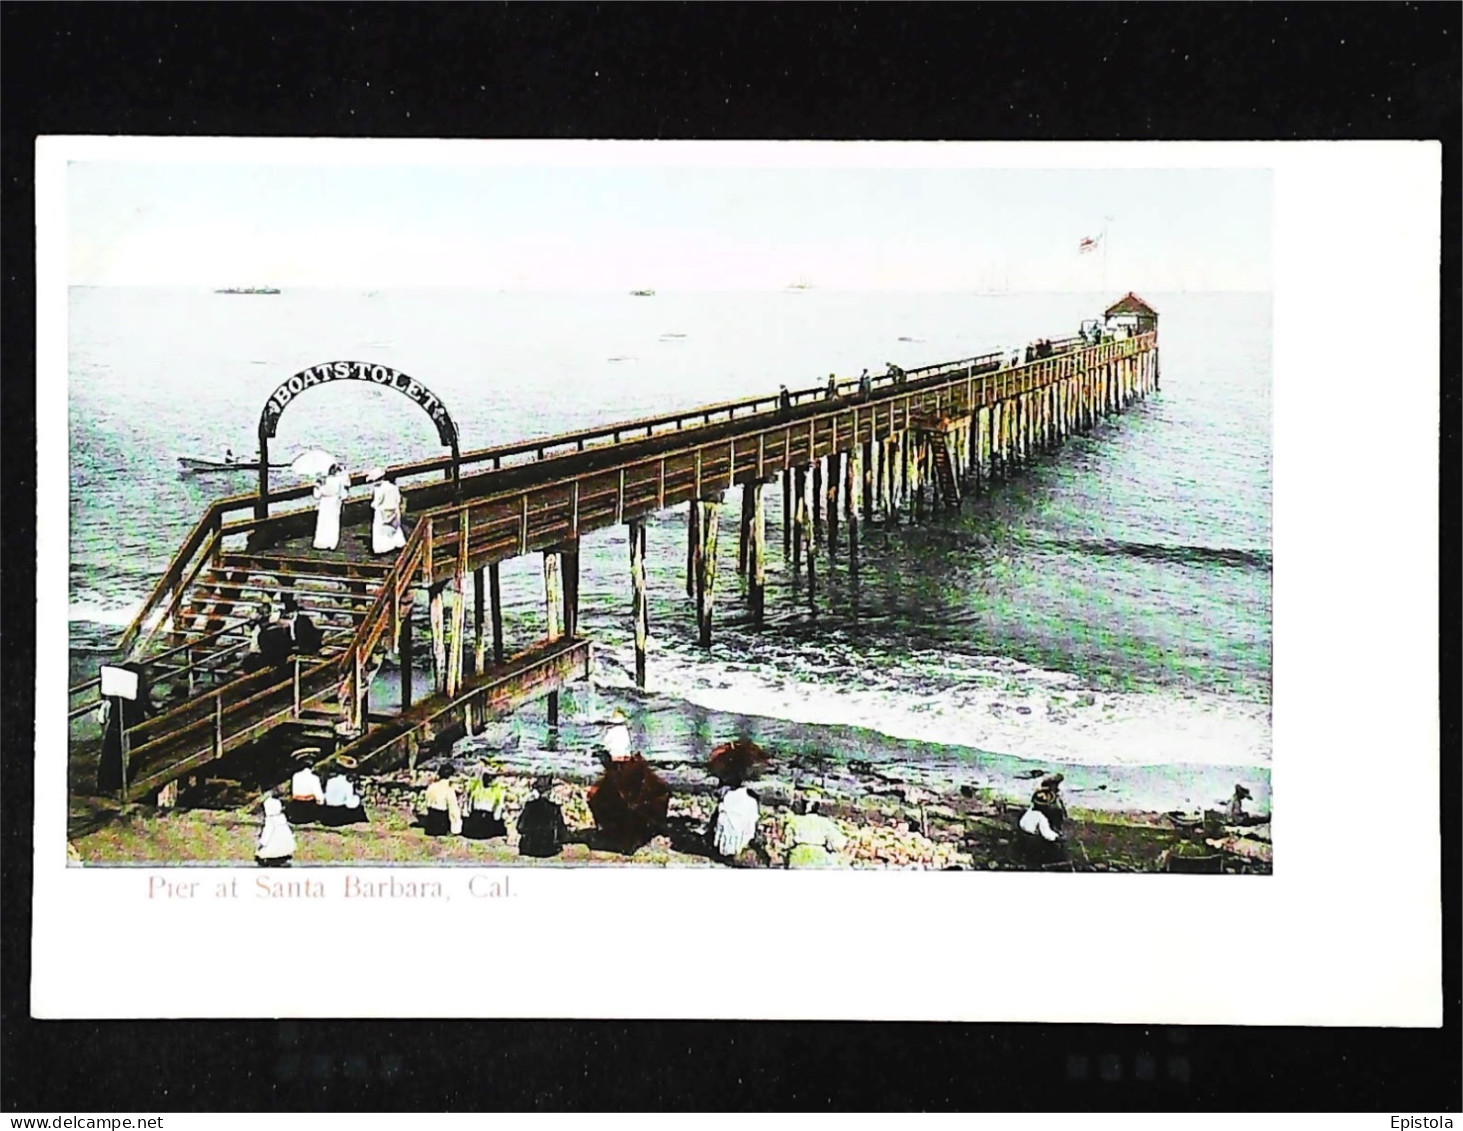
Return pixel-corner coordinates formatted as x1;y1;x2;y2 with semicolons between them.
862;438;874;521
429;583;446;695
629;518;648;687
695;499;720;647
562;540;580;638
737;481;754;577
399;591;414;711
543;550;564;726
686;501;699;599
811;459;824;546
782;468;792;559
826;452;841;557
472;566;486;675
791;466;806;580
749;482;766;627
489;562;504;665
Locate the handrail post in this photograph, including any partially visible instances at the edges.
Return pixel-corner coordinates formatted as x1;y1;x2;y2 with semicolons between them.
214;693;223;760
293;657;302;719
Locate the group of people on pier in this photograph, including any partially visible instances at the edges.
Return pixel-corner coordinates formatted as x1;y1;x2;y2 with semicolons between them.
311;464;407;556
778;362;910;421
240;595;323;674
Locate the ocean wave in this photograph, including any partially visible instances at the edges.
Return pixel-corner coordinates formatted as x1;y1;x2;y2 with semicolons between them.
589;632;1272;771
1026;535;1272;570
68;600;143;630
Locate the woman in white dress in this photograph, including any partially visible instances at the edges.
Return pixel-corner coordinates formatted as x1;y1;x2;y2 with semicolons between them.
312;463;349;550
368;469;407;555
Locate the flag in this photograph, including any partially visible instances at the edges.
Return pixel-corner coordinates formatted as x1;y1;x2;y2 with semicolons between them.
1078;234;1101;254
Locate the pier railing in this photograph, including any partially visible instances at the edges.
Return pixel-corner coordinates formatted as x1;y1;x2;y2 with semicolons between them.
81;330;1150;760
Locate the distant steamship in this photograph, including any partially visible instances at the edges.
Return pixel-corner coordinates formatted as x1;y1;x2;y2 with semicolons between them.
215;286;281;295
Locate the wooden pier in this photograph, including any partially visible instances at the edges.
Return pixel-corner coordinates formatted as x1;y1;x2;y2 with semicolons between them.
72;306;1160;803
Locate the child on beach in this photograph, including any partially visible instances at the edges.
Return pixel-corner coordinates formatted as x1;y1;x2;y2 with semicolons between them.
255;797;296;867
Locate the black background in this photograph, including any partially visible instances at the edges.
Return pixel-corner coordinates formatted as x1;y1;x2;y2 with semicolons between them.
3;1;1458;1114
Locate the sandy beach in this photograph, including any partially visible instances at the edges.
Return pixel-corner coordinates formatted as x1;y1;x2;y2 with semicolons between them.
68;735;1272;873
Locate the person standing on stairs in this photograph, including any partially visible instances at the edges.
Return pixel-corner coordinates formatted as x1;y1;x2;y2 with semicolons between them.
312;463;350;551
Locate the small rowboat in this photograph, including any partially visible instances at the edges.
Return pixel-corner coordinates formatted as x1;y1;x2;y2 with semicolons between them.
177;456;289;474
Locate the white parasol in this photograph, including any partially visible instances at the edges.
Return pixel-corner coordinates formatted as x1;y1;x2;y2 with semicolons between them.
290;449;339;477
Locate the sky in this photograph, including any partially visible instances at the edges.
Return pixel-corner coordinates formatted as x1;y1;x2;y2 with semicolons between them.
67;156;1271;292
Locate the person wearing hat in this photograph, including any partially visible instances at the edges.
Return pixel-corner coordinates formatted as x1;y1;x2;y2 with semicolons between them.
462;770;508;840
368;468;407;555
1017;773;1068;864
284;595;323;656
783;791;846;869
321;757;367;826
255;795;296;867
516;776;567;858
421;767;462;837
778;384;793;420
288;759;327;824
602;708;632;762
1228;783;1253;825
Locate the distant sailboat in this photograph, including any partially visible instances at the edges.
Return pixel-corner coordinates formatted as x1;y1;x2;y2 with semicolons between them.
786;275;813;293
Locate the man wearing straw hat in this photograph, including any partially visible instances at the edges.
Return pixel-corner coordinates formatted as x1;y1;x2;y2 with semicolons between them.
367;468;407;555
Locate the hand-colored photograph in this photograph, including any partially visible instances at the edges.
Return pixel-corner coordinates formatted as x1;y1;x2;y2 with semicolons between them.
65;153;1272;874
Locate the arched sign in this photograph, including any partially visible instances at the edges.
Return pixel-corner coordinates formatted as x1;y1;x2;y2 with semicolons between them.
255;360;462;518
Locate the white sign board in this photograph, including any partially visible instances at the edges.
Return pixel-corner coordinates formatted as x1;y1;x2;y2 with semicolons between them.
98;665;138;701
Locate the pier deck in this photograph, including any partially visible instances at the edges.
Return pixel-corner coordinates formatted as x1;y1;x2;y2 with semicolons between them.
74;328;1159;803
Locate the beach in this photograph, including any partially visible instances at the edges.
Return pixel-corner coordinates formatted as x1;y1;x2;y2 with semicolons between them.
67;727;1272;873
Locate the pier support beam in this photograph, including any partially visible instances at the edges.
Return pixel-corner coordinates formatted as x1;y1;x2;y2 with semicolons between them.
629;518;649;688
544;550;563;726
472;566;486;676
826;452;842;558
694;499;721;647
686;501;699;599
791;467;807;581
737;481;754;577
862;438;874;521
399;591;414;711
811;459;824;547
489;562;504;665
749;483;766;627
429;583;447;696
782;469;793;560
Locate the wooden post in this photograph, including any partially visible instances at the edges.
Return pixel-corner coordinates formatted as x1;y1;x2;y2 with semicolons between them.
629;519;649;687
447;575;467;699
826;452;841;558
811;458;824;547
791;466;806;581
562;539;580;638
429;583;446;696
782;468;792;559
686;501;699;599
544;549;563;727
801;473;817;612
749;482;766;627
400;593;414;711
472;566;486;676
696;500;720;647
489;562;504;665
861;438;874;522
737;481;754;577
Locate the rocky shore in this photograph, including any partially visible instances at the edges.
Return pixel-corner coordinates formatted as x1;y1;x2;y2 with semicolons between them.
69;743;1272;873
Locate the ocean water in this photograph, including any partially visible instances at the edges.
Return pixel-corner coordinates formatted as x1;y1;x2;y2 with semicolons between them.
67;287;1272;813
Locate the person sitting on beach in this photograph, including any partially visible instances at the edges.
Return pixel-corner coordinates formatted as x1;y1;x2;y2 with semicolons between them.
288;763;326;823
462;771;508;840
1031;774;1068;832
321;763;367;827
601;707;632;762
712;782;761;863
255;796;296;867
1228;783;1253;825
516;777;568;858
588;750;670;854
422;769;463;836
783;791;846;869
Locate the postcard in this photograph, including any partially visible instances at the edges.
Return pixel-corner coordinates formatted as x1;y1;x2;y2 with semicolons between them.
32;138;1440;1023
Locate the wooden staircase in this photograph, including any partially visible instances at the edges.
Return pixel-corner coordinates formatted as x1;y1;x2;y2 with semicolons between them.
928;433;962;509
